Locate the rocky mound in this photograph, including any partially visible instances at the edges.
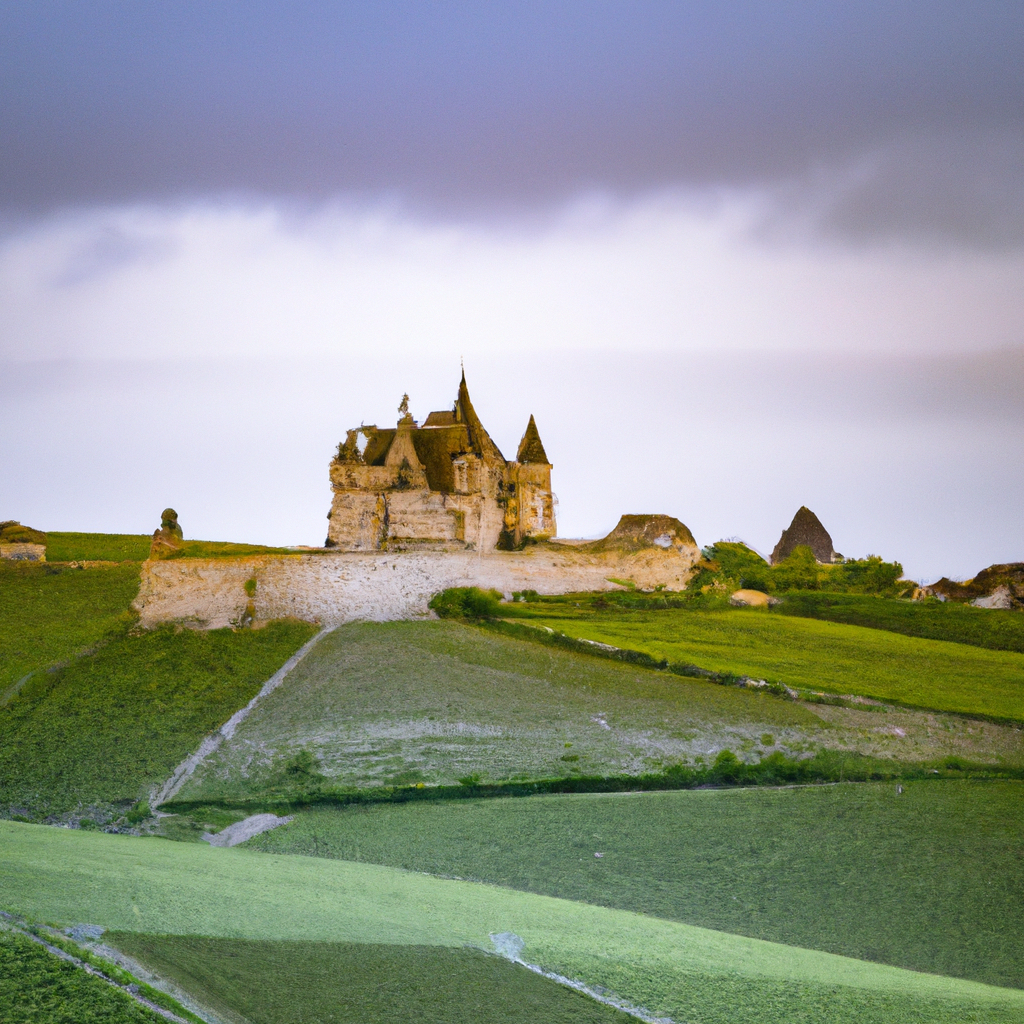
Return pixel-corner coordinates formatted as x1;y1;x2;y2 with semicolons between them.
580;514;697;554
0;520;47;545
929;563;1024;609
771;507;839;565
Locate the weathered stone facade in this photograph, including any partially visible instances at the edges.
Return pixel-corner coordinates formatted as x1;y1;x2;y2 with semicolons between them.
326;373;555;552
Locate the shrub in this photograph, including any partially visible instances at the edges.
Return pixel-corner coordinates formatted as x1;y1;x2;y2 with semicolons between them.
429;587;502;620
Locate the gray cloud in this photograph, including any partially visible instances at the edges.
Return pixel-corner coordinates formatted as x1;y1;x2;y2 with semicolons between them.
2;4;1023;245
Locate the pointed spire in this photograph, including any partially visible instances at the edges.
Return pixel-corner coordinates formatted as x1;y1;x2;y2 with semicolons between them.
516;414;549;464
454;370;504;461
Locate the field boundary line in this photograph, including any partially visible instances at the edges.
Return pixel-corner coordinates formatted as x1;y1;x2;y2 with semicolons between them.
152;626;335;808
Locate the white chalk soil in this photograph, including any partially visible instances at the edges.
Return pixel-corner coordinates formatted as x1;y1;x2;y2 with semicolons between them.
202;813;293;847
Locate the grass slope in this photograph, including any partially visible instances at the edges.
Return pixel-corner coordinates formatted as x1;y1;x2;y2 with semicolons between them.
176;619;831;801
514;607;1024;721
777;592;1024;655
2;822;1023;1024
0;561;142;693
45;532;153;562
111;934;630;1024
0;928;166;1024
0;621;317;818
247;780;1024;990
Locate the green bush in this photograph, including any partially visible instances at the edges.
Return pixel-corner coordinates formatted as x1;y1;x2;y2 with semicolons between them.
428;587;502;620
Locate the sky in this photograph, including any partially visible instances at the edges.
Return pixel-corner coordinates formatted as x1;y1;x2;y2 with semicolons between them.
2;2;1023;581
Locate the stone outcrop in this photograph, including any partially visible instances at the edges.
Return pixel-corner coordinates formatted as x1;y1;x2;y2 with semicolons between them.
133;516;702;629
928;563;1024;609
150;508;184;559
326;372;555;553
771;507;841;565
0;521;47;561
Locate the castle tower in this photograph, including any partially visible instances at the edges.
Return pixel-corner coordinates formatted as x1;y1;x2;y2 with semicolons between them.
512;415;556;543
326;372;555;551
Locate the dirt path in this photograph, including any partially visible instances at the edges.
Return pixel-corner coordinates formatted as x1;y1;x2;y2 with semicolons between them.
202;814;293;847
151;627;334;808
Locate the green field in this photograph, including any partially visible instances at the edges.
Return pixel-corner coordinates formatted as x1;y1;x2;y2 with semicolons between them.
511;606;1024;721
176;620;1024;805
45;531;153;562
0;561;142;693
247;780;1024;990
111;934;630;1023
2;821;1023;1024
0;927;166;1024
0;621;317;818
778;592;1024;654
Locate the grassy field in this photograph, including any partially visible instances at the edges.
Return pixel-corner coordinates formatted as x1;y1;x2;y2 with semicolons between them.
510;606;1024;722
2;821;1023;1024
111;934;631;1023
45;531;153;562
777;592;1024;654
247;779;1024;990
0;621;317;818
174;619;860;802
0;561;142;694
176;620;1024;804
0;927;167;1024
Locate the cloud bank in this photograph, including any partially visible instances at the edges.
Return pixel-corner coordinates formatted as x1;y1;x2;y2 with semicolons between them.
4;194;1023;364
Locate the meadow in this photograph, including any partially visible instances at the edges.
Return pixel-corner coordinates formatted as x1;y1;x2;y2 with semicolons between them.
248;779;1024;990
176;619;1023;806
777;591;1024;654
0;621;317;818
44;531;153;562
0;560;142;693
509;605;1024;721
110;934;629;1024
174;619;878;803
2;821;1023;1024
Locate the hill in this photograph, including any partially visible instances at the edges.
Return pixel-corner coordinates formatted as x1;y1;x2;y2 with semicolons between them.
3;821;1023;1024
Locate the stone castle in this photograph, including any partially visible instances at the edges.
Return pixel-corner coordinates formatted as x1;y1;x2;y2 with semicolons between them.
326;372;555;552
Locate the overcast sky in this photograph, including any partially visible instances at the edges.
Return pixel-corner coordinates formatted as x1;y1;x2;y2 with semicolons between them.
2;3;1022;581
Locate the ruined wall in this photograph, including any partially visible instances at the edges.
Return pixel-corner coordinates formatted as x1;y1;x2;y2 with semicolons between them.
133;541;701;630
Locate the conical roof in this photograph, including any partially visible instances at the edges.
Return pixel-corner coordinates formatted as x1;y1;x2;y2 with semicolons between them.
454;371;504;461
516;414;549;464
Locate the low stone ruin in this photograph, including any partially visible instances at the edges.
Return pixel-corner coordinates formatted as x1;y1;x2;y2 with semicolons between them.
0;521;47;561
771;507;841;565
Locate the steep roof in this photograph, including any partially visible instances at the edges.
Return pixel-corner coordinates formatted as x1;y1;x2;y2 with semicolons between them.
454;371;505;462
516;414;549;464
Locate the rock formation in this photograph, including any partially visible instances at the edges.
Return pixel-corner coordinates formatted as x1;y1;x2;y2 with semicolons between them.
928;563;1024;609
150;508;184;559
771;507;841;565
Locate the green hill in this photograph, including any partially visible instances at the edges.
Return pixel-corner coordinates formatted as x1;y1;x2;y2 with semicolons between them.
3;821;1023;1024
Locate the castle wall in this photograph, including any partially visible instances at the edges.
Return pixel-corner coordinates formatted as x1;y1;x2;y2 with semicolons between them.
133;543;701;630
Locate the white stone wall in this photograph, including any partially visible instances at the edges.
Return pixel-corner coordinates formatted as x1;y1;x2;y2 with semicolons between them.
133;543;700;630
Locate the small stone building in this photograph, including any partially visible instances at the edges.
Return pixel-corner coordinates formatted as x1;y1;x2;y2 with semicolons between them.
326;373;555;552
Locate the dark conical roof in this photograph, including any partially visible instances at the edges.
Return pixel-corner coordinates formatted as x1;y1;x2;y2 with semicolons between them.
771;506;836;565
454;371;504;461
516;414;549;464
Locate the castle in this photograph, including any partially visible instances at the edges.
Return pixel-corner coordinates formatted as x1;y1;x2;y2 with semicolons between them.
326;372;555;552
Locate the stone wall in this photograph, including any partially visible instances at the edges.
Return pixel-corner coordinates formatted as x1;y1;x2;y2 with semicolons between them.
133;541;701;630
